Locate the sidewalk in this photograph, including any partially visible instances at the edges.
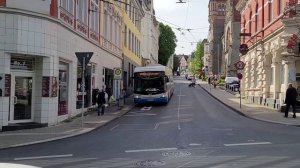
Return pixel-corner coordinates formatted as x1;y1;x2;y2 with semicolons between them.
198;80;300;126
0;98;134;150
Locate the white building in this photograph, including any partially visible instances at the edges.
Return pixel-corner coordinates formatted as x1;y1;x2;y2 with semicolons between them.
0;0;122;130
141;0;159;66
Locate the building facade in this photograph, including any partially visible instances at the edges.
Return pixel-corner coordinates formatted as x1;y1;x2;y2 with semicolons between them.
236;0;300;109
122;0;144;95
222;0;241;77
141;0;159;66
0;0;122;130
203;39;211;75
208;0;226;75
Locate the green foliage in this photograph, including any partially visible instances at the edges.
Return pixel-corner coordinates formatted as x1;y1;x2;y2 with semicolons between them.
158;23;177;66
173;55;180;72
189;40;204;76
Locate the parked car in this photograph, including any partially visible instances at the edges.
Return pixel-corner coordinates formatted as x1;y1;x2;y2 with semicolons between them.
225;77;239;91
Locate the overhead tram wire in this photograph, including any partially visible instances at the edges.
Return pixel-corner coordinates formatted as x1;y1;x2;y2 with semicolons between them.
97;0;206;47
98;0;209;35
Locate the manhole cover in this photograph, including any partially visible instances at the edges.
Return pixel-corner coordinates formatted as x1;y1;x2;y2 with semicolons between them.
162;151;191;158
135;160;166;167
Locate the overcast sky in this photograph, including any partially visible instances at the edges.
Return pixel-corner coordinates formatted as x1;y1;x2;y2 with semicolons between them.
153;0;209;55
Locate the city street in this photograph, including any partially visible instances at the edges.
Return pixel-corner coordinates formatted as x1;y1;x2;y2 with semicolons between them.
1;77;300;167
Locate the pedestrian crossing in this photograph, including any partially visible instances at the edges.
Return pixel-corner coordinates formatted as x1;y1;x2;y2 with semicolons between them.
10;155;300;168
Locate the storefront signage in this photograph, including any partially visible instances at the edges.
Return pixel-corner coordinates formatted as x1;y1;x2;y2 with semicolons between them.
42;76;50;97
4;74;11;97
11;57;35;71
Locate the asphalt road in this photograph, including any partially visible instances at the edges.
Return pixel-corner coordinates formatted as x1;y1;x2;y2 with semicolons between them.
1;76;300;168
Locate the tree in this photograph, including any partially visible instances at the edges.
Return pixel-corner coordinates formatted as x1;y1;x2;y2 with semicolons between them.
189;40;204;76
173;55;180;73
158;23;177;66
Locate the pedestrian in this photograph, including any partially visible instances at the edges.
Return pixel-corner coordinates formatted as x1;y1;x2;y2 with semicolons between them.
106;86;112;105
284;83;298;118
97;89;106;116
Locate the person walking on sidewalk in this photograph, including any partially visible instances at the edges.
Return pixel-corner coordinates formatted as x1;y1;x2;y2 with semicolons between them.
97;89;106;116
284;83;298;118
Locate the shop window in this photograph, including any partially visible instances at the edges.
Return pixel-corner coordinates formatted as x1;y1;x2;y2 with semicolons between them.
58;62;69;115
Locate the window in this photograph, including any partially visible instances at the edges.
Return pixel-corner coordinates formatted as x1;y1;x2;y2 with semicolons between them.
129;30;131;50
132;33;134;52
60;0;73;14
104;10;108;38
268;0;273;23
110;16;113;41
278;0;283;15
115;20;118;45
90;1;99;32
255;4;259;32
249;11;252;34
77;0;87;24
124;26;127;47
281;64;285;84
270;67;274;85
261;0;265;28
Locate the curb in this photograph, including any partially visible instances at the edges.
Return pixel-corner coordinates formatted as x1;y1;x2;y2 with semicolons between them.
0;105;135;151
198;84;300;127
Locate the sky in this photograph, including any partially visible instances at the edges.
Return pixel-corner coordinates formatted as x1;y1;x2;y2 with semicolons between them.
153;0;210;55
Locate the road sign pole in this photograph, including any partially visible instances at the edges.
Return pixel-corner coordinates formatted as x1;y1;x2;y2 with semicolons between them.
240;81;241;109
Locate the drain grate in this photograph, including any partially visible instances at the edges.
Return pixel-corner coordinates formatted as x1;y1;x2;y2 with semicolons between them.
135;160;166;167
162;151;191;158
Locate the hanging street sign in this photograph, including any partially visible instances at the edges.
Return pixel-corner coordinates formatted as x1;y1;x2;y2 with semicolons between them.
235;60;245;70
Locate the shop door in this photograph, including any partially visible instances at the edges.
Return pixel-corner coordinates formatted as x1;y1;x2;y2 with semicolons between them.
10;74;33;122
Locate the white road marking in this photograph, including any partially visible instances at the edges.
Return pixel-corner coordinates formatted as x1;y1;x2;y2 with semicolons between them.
177;87;182;130
189;143;202;146
224;142;272;147
125;147;177;153
141;106;152;111
154;123;160;130
110;124;119;131
14;154;73;161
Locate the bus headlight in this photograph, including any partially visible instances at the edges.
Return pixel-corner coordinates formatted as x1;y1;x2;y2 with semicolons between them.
134;95;140;99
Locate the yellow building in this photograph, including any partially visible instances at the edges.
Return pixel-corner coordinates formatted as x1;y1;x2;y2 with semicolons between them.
121;0;144;94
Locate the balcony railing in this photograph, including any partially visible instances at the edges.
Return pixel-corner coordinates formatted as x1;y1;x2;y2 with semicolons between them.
89;29;99;42
76;20;88;36
59;7;74;27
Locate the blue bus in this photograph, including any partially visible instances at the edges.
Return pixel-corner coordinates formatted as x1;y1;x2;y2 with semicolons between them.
133;64;174;105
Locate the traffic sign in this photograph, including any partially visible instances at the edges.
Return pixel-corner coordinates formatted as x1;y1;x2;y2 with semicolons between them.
76;52;93;66
237;73;243;79
114;68;122;79
239;44;249;55
235;60;245;70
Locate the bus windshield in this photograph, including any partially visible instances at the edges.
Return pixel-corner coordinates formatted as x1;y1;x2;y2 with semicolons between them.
134;72;165;94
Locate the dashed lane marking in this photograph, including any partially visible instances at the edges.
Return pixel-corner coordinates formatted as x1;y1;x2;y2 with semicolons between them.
14;154;73;161
125;147;178;153
224;142;272;147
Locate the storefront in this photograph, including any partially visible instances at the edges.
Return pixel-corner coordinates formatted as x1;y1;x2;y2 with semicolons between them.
9;56;35;123
58;62;69;116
